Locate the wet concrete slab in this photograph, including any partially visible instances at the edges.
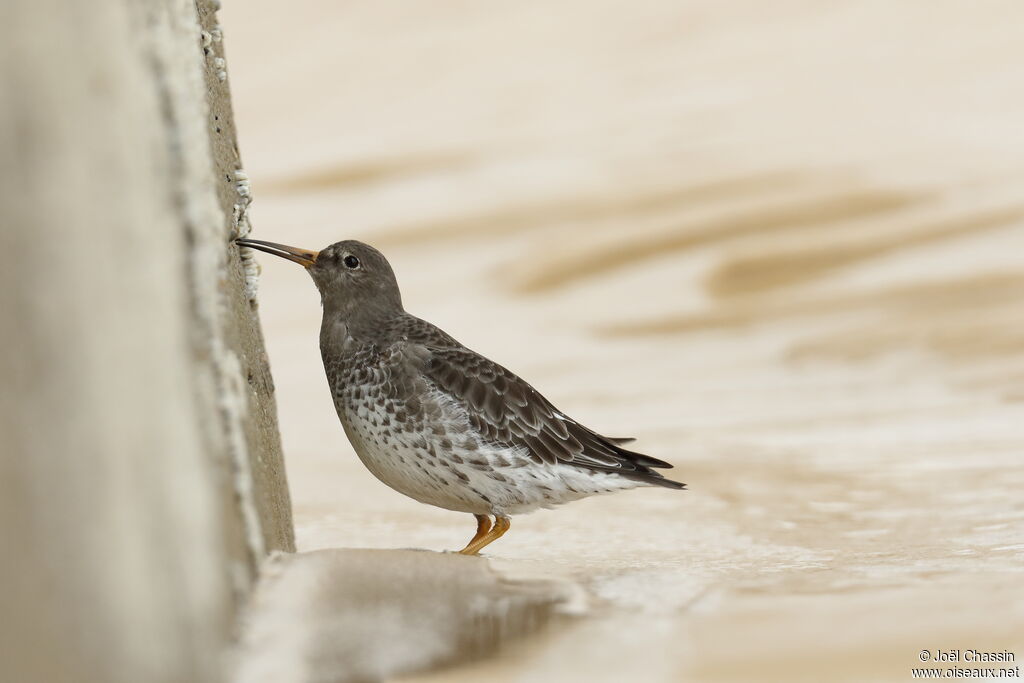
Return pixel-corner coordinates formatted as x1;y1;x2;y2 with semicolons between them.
224;1;1024;680
233;549;576;682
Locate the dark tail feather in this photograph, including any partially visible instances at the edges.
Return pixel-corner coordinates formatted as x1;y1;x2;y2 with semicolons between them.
607;442;675;470
588;429;683;487
596;441;686;489
647;475;687;490
604;464;686;489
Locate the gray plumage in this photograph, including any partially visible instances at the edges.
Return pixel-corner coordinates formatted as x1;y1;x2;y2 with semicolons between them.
236;237;685;554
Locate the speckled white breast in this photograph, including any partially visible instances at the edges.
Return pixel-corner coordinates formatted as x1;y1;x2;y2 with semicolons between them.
335;385;639;516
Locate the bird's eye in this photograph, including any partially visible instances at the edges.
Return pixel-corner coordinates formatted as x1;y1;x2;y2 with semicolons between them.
343;254;360;269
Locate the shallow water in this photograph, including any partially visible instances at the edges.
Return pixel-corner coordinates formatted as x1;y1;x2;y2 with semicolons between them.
225;1;1024;680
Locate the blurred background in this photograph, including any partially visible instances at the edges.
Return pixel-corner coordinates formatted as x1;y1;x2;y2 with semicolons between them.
227;1;1024;681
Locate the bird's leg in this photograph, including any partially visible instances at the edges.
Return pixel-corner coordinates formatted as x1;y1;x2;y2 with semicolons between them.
458;516;511;556
458;514;492;554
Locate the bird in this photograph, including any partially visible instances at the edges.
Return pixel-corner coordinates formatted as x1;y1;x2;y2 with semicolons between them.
235;237;685;555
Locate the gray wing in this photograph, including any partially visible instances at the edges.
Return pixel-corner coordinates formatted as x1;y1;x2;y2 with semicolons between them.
419;343;685;490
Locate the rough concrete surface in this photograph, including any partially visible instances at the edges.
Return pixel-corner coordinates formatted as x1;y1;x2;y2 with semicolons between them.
0;1;292;682
192;0;296;566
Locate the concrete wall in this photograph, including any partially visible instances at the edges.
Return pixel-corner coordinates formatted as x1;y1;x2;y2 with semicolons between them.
0;1;293;682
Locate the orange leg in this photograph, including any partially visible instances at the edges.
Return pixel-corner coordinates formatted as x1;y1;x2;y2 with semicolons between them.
458;516;511;556
458;514;492;553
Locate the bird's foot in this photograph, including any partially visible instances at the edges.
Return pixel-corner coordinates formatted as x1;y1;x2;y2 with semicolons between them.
458;515;510;555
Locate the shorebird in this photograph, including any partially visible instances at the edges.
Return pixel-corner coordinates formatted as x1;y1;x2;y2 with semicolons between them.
236;238;685;555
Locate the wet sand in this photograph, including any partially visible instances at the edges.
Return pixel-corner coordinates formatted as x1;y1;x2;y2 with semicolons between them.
225;1;1024;680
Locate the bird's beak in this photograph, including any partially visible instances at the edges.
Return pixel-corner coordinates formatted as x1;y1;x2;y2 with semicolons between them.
236;238;319;268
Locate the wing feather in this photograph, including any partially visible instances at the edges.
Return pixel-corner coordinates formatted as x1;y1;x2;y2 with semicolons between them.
407;338;683;489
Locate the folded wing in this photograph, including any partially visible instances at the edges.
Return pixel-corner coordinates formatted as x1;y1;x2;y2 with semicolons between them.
421;344;685;490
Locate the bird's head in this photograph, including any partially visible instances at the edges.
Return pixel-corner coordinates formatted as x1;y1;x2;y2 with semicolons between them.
236;238;403;320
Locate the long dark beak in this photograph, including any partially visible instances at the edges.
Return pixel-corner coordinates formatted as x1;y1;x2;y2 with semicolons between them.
236;238;319;268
